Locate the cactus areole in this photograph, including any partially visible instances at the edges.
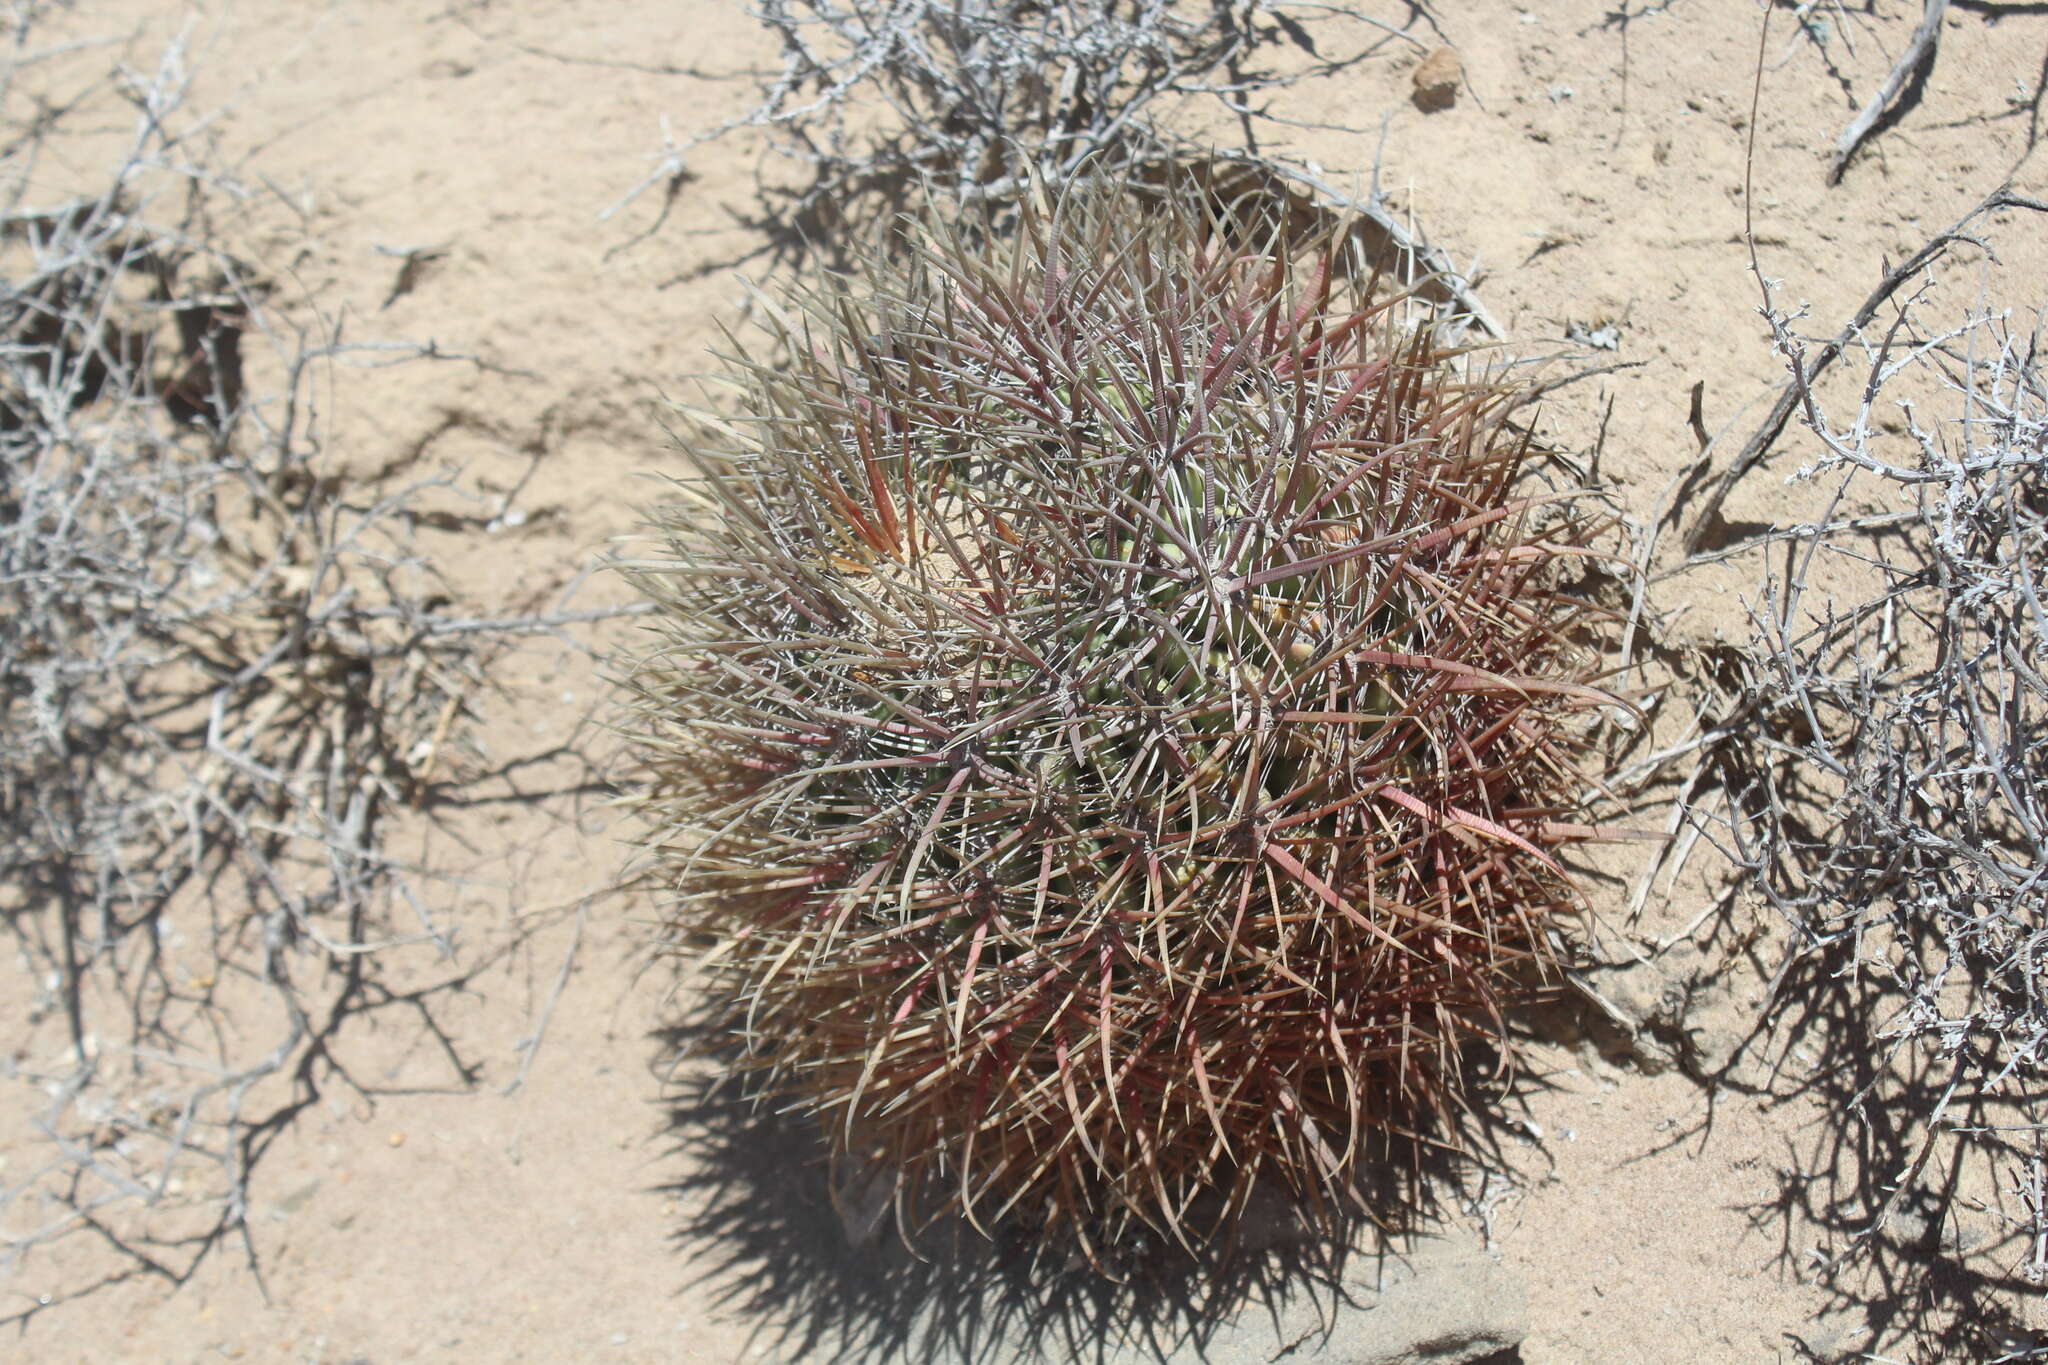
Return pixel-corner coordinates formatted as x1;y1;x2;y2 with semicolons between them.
622;186;1618;1255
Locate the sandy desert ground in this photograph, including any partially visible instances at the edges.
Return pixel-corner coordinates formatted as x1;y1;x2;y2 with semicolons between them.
5;1;2048;1362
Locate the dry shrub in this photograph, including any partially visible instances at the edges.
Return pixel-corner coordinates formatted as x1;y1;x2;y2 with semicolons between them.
611;0;1441;261
1682;208;2048;1355
0;20;601;1312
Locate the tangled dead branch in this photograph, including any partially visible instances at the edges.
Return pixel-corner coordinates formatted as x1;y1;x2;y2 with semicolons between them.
0;18;615;1315
1671;201;2048;1352
608;0;1470;290
615;0;1400;210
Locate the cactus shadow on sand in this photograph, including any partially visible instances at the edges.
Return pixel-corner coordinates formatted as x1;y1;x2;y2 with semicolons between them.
650;1024;1530;1365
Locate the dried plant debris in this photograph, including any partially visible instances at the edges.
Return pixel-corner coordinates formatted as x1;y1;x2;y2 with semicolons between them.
0;28;599;1312
611;0;1433;252
1681;245;2048;1351
1828;0;1949;185
618;179;1629;1261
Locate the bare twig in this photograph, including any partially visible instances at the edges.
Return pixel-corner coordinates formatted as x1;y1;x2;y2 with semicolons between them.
1681;183;2048;553
1685;255;2048;1294
1830;0;1949;185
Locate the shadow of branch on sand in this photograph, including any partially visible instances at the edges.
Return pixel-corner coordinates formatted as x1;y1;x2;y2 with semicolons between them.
1727;939;2046;1363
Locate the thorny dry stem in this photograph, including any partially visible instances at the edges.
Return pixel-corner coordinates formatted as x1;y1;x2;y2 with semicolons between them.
0;11;626;1317
1681;183;2048;557
604;0;1489;326
607;0;1393;217
1666;211;2048;1354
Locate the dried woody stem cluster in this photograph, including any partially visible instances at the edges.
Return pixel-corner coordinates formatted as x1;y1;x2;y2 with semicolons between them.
610;0;1437;259
622;183;1623;1255
1;18;588;1307
1679;187;2048;1287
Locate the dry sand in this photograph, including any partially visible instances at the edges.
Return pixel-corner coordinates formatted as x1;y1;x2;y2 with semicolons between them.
5;2;2047;1361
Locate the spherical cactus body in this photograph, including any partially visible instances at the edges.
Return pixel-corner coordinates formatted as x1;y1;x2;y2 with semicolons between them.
622;186;1616;1255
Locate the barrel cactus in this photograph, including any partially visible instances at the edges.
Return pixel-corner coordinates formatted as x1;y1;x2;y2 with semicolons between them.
621;184;1618;1257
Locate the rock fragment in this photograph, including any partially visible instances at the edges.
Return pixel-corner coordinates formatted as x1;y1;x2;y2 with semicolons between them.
1181;1232;1526;1365
1412;47;1462;112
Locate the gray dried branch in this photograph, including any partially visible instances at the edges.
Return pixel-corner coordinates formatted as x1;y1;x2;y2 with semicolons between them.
0;20;610;1313
1680;184;2047;555
1680;232;2048;1351
610;0;1433;260
1830;0;1947;185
